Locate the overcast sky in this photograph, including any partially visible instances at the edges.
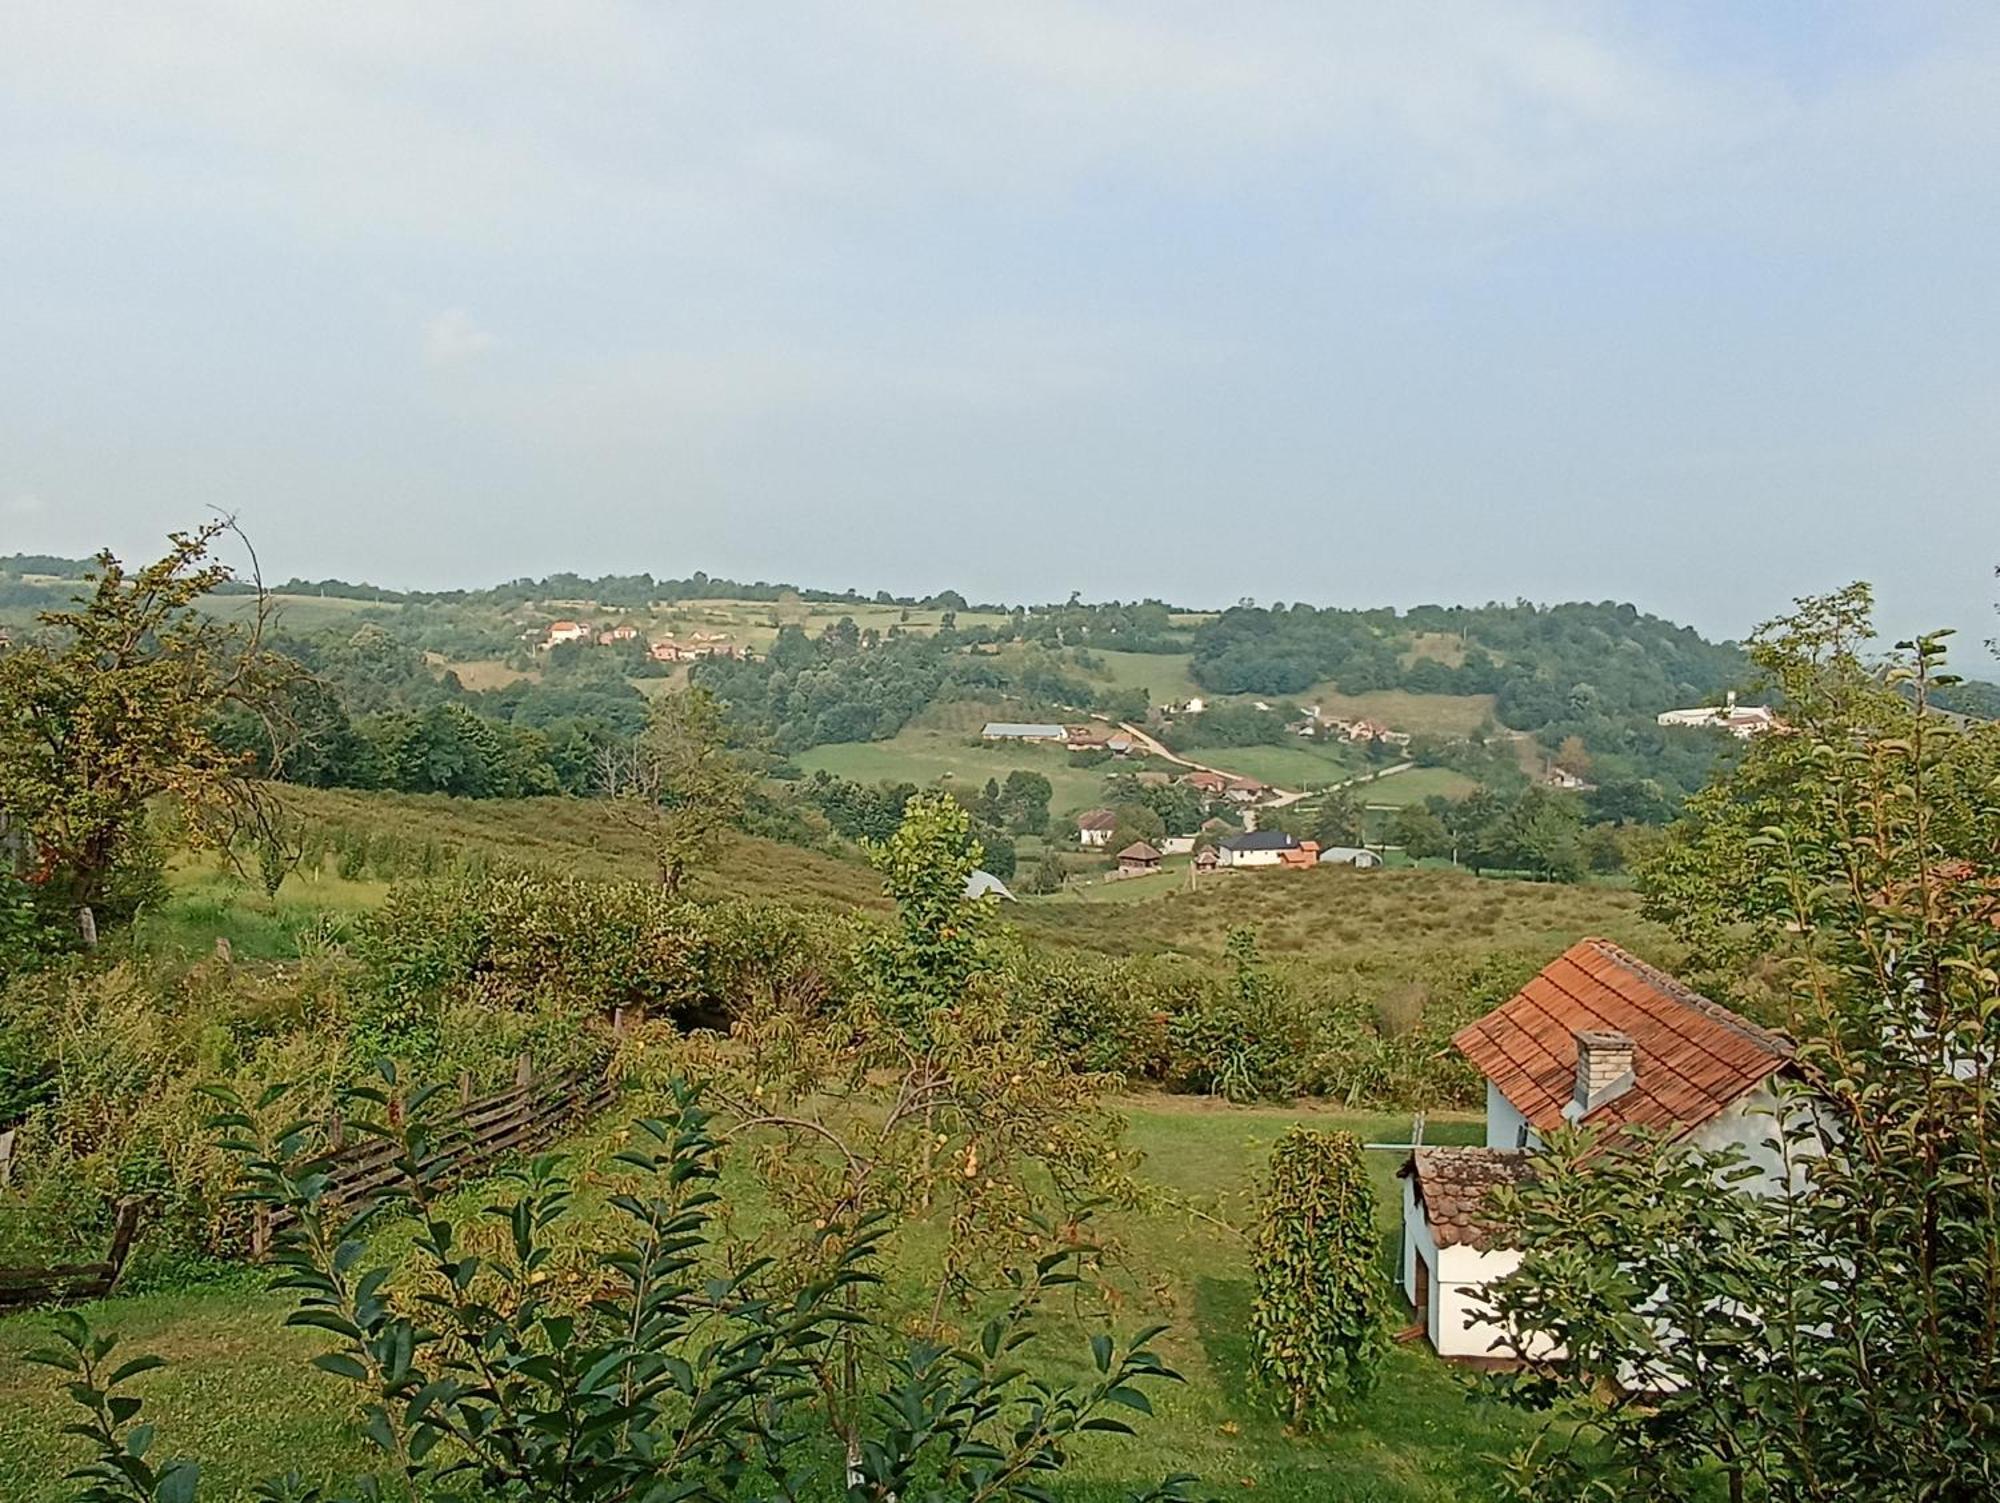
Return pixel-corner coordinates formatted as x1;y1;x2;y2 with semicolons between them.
3;3;1996;649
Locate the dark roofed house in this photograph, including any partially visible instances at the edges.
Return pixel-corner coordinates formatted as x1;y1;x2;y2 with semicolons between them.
1116;841;1163;874
1401;937;1803;1361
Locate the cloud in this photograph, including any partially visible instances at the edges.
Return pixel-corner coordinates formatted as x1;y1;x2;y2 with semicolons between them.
421;309;498;368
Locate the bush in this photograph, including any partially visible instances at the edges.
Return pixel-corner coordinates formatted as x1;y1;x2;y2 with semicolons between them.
1249;1126;1390;1428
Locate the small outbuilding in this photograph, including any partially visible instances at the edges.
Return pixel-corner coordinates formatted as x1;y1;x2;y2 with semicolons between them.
1076;809;1118;848
1317;846;1383;869
1116;841;1163;874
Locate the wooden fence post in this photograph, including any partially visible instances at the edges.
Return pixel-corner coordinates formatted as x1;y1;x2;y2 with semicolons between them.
515;1054;534;1090
459;1071;474;1107
0;1127;14;1189
251;1204;271;1260
327;1107;345;1152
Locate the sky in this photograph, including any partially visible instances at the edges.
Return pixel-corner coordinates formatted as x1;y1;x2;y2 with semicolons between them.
2;2;1996;650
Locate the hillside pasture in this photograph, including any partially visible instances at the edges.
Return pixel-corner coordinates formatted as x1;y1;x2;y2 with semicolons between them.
272;785;883;912
1192;741;1365;791
794;726;1116;814
0;1099;1518;1503
1297;688;1498;739
1015;862;1668;963
1353;766;1480;807
1077;649;1204;705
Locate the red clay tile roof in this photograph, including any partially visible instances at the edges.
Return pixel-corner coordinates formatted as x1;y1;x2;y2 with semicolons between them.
1399;1147;1537;1249
1453;938;1791;1139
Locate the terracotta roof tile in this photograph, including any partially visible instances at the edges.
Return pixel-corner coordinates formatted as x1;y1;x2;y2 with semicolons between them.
1453;938;1791;1140
1399;1148;1538;1249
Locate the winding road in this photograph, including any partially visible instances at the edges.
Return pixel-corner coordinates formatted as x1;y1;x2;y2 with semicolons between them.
1114;719;1414;809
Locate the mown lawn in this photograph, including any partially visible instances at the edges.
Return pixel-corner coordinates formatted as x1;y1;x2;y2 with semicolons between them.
0;1099;1517;1502
1353;766;1480;808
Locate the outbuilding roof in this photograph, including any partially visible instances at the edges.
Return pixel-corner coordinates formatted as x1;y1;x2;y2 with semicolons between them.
1116;841;1162;862
1399;1147;1537;1249
1453;938;1791;1139
1077;809;1118;831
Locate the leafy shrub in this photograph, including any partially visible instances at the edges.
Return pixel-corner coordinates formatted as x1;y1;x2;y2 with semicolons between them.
31;1076;1198;1503
1249;1125;1389;1428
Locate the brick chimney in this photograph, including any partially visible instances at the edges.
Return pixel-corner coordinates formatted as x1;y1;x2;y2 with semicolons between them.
1568;1030;1635;1118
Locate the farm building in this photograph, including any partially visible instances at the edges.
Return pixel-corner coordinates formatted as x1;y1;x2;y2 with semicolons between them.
1400;938;1798;1361
1317;846;1383;868
1076;809;1118;848
1116;841;1163;874
982;722;1067;743
1215;830;1298;868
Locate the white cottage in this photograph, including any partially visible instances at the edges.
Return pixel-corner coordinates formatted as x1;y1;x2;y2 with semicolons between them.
1399;937;1795;1361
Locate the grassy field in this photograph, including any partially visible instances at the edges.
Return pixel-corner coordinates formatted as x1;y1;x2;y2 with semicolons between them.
795;727;1116;815
1353;766;1480;808
441;657;538;690
1017;863;1668;963
1193;742;1366;791
1296;690;1498;739
1079;649;1205;706
273;786;884;912
0;1098;1520;1502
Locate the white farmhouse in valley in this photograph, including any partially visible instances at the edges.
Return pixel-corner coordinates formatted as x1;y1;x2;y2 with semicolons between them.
1399;938;1796;1361
1214;830;1298;867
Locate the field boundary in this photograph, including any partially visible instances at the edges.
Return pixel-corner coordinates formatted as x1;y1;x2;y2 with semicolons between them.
257;1058;618;1250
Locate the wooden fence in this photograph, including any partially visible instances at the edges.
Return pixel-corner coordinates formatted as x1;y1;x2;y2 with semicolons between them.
0;1058;618;1309
255;1057;619;1251
0;1198;146;1312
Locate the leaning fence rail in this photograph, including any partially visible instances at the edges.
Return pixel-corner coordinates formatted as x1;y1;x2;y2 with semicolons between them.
0;1056;618;1310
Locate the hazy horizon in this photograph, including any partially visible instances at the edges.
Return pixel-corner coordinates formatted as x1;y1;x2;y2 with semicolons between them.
4;4;1996;652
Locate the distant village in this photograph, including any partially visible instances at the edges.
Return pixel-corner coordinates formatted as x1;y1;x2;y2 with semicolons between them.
537;619;746;663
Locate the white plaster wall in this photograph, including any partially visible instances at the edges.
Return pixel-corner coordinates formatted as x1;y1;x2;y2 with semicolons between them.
1685;1082;1817;1196
1434;1243;1531;1359
1484;1080;1530;1148
1222;848;1285;868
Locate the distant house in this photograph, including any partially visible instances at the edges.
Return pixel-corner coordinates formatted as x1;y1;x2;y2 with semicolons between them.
1106;734;1135;756
1173;697;1207;715
1400;939;1799;1361
1161;835;1196;855
963;870;1016;902
1223;776;1267;804
983;722;1067;743
1318;846;1383;869
1116;841;1163;874
1216;830;1299;868
1277;840;1321;869
650;637;740;663
1657;692;1781;740
1076;809;1118;848
1066;725;1110;750
1194;847;1220;872
1543;767;1592;791
597;624;641;645
542;620;591;649
1180;770;1230;797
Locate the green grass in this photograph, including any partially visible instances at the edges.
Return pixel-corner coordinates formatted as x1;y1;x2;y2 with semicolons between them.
273;785;885;913
1187;742;1366;791
795;727;1116;815
1295;689;1498;740
1079;650;1204;706
0;1099;1520;1502
1353;767;1480;808
1017;864;1669;963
